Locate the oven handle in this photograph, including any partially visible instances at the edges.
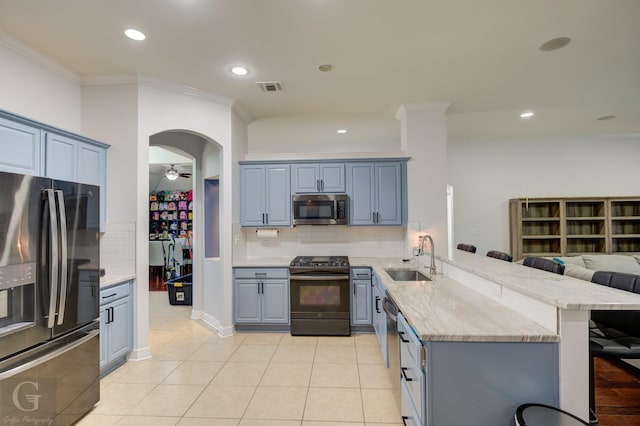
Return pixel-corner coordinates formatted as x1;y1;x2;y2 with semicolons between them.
290;275;350;281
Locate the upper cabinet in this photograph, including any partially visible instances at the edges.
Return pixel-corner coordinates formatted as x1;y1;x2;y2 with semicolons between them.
0;110;109;231
347;162;404;226
240;164;291;227
292;163;345;193
0;116;43;176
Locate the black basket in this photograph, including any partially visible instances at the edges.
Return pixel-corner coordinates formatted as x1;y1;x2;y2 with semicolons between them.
166;274;192;305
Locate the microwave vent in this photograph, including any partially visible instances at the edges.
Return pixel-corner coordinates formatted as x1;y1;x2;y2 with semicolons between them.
256;81;284;92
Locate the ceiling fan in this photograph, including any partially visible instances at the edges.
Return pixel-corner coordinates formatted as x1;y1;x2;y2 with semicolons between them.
165;164;192;181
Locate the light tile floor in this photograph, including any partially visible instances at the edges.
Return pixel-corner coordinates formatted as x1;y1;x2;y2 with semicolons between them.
78;293;401;425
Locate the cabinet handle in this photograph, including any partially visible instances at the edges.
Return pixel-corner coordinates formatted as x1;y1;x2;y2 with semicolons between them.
317;180;321;192
265;213;268;224
401;416;409;426
262;213;265;224
102;293;117;300
401;367;413;382
375;296;380;313
321;180;324;191
398;331;410;343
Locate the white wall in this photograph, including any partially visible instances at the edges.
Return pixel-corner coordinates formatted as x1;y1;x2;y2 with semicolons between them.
0;39;81;132
447;134;640;256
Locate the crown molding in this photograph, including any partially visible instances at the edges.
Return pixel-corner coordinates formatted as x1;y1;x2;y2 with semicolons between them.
0;30;79;83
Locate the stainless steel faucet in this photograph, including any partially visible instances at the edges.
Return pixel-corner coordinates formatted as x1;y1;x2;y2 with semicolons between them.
418;235;437;275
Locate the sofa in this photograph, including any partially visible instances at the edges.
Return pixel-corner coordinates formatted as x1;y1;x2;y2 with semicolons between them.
545;254;640;282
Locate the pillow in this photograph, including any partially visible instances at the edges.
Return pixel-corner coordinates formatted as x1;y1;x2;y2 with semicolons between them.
563;263;595;282
582;255;640;275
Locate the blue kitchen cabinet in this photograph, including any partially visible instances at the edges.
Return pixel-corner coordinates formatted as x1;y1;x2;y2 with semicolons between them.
351;268;373;326
234;268;289;325
0;116;43;176
0;110;109;231
347;162;403;226
372;272;388;365
45;132;107;230
100;281;133;377
292;163;345;193
240;164;291;227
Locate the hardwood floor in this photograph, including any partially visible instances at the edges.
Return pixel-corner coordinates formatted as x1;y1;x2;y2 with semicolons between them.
594;357;640;425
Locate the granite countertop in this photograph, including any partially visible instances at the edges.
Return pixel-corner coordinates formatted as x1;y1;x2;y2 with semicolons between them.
440;250;640;310
349;257;560;343
101;274;136;289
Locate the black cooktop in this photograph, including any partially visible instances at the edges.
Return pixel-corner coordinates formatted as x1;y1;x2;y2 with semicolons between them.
289;256;349;268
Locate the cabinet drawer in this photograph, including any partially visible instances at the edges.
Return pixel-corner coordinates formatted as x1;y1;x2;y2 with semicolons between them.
400;337;426;422
398;312;424;366
351;268;372;280
234;268;289;279
401;378;423;426
100;283;130;305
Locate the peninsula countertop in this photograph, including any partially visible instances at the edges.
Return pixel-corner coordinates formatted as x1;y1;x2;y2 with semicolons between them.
439;250;640;310
348;257;559;343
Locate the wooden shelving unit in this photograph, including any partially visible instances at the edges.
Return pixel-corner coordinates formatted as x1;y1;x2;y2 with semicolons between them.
510;197;640;260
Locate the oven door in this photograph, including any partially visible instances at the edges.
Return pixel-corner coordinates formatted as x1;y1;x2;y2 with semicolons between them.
289;273;351;336
289;274;350;319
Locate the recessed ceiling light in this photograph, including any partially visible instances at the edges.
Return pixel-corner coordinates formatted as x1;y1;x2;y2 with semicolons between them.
337;129;347;134
539;37;571;52
597;115;616;121
318;64;334;72
124;29;146;41
230;66;249;76
520;111;534;119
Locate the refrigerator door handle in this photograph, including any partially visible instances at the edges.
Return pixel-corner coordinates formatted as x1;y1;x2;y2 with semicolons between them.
55;190;68;325
0;329;99;380
45;189;59;329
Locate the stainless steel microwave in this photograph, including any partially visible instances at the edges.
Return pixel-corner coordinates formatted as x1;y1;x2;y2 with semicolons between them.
292;194;348;225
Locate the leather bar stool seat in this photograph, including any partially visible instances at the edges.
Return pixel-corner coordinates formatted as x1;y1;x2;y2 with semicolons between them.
515;403;589;425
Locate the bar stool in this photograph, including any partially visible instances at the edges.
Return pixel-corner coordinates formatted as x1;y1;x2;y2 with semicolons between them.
514;403;589;425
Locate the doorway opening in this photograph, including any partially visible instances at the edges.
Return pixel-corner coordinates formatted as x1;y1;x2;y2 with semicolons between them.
148;146;194;292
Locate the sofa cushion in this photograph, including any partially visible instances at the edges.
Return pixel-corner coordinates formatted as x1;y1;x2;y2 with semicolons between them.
563;264;595;282
552;256;587;268
582;254;640;275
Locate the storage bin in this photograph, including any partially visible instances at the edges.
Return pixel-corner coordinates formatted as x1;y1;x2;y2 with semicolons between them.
166;274;192;305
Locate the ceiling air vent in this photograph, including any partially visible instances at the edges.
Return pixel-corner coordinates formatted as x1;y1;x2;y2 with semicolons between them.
256;81;284;92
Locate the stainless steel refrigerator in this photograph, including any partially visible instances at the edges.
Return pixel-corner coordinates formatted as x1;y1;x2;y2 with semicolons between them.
0;171;100;425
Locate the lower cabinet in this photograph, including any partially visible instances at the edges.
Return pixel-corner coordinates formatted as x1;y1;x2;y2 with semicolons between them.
100;281;133;376
351;268;372;326
234;268;289;325
372;273;388;365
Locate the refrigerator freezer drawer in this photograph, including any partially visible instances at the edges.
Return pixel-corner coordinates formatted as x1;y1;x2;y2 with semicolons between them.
0;322;100;426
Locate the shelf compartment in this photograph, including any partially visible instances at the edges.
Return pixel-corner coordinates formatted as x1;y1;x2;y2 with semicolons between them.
566;219;605;236
611;219;640;235
522;220;561;236
611;238;640;253
522;238;561;255
565;201;605;218
610;200;640;217
566;238;606;254
521;202;560;219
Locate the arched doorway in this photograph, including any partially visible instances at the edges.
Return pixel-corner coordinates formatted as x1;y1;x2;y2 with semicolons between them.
148;131;221;322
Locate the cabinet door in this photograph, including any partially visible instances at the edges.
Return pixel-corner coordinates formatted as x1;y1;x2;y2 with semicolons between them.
347;163;375;225
351;280;372;325
261;279;289;323
240;165;267;226
77;142;105;186
265;164;291;226
319;163;346;192
0;117;42;176
45;132;78;181
234;280;261;323
99;305;109;369
292;164;320;193
375;162;402;225
108;297;132;361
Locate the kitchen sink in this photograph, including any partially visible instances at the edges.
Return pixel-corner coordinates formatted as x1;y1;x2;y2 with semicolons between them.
384;268;432;281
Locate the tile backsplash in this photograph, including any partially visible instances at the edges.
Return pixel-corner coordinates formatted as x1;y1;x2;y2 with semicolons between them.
243;226;407;258
100;221;135;277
